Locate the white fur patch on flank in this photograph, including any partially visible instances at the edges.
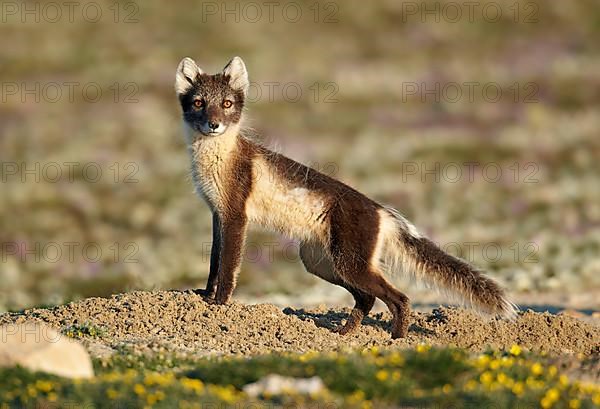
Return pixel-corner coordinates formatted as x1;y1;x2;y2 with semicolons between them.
245;157;328;243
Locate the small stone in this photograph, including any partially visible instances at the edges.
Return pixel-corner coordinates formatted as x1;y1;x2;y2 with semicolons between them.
0;322;94;379
243;374;325;397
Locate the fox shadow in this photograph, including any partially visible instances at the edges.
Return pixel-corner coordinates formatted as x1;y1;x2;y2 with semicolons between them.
283;307;436;336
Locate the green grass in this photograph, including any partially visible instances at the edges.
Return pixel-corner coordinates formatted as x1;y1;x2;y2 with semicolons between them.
1;346;598;408
62;322;108;339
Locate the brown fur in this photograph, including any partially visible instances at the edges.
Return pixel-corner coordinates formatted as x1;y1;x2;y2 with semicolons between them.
175;57;517;339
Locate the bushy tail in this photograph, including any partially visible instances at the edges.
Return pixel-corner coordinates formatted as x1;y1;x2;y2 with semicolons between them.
379;208;518;318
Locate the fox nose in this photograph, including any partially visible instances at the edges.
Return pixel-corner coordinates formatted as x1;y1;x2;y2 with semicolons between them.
208;121;219;130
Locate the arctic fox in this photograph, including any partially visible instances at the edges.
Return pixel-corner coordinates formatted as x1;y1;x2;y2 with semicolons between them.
175;56;517;338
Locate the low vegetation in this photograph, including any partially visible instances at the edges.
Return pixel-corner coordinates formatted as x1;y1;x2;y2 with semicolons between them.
1;346;599;408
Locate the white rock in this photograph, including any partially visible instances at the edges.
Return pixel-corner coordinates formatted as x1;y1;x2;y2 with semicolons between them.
243;374;325;397
0;322;94;379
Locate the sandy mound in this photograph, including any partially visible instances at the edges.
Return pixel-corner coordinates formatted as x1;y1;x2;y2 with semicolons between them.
1;290;597;357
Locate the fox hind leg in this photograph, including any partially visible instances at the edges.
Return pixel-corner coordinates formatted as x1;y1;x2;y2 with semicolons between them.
349;269;411;338
333;258;411;339
328;207;411;339
335;287;375;335
299;242;375;335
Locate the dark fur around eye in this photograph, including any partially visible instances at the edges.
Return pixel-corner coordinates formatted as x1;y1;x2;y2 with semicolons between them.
178;73;245;127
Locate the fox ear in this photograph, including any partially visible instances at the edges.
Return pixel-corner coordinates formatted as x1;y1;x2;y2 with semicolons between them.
223;56;249;95
175;57;203;95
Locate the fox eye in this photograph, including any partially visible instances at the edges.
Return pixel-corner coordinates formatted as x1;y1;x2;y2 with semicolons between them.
193;99;204;109
222;100;233;109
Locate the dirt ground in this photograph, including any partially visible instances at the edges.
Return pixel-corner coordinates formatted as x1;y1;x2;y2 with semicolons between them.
1;290;598;359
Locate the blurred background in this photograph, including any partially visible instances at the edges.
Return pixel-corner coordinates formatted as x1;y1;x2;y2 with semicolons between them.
1;0;599;312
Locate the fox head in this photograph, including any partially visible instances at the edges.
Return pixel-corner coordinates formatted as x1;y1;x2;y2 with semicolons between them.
175;56;249;136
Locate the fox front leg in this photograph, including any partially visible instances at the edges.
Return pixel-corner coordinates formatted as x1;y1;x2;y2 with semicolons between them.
214;212;248;304
202;212;221;298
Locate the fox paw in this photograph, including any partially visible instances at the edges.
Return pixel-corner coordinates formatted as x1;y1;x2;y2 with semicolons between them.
333;323;358;336
193;288;215;299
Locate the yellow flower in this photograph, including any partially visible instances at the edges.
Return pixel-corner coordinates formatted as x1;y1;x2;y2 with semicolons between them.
501;356;514;367
593;393;600;406
144;372;174;387
298;351;318;362
35;380;53;393
548;365;558;377
375;370;389;381
531;362;544;376
559;375;570;388
464;379;478;391
208;385;237;403
27;385;37;398
123;369;137;383
133;383;146;396
509;344;522;356
477;354;491;368
568;399;581;409
540;396;553;409
416;344;431;354
146;391;165;405
442;384;452;394
480;371;494;386
527;376;544;389
348;390;366;403
489;359;501;370
580;382;596;394
181;378;204;394
389;352;405;366
512;382;525;396
106;388;119;399
545;388;560;401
